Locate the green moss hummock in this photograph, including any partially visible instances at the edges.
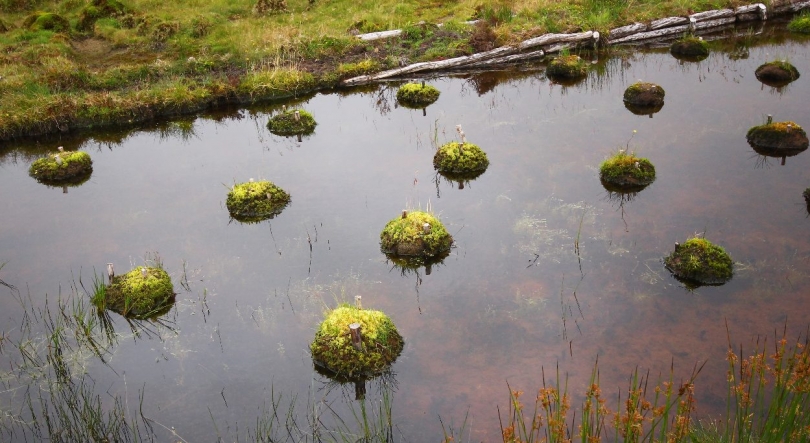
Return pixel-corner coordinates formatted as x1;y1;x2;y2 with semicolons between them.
77;0;128;32
267;109;317;136
664;237;733;286
98;267;175;319
599;150;656;189
755;60;800;87
226;180;290;223
380;210;453;257
546;54;589;80
670;36;709;59
433;141;489;176
746;121;809;154
310;304;404;379
623;81;665;109
396;82;441;108
23;12;70;32
29;150;93;183
788;15;810;34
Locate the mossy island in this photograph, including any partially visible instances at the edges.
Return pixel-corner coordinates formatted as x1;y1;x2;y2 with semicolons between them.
94;266;175;319
267;108;317;136
23;12;70;32
599;150;656;190
546;54;589;81
433;141;489;177
755;60;800;87
670;35;709;61
29;150;93;184
396;82;440;108
226;179;291;223
310;304;404;379
788;14;810;34
380;210;453;258
623;82;665;114
664;237;733;287
746;120;809;156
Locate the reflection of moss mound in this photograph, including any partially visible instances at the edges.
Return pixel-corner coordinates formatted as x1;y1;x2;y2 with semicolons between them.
546;55;589;80
623;82;665;108
746;121;809;155
396;83;440;108
267;109;317;136
433;141;489;174
670;36;709;58
29;151;93;182
310;304;404;379
385;248;450;273
664;237;733;286
755;61;800;87
380;211;453;257
804;188;810;214
102;267;175;319
77;0;128;32
624;101;664;117
599;151;656;188
23;12;70;32
226;180;290;223
788;15;810;34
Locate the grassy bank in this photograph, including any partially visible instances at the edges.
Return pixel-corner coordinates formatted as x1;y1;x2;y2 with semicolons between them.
0;0;765;140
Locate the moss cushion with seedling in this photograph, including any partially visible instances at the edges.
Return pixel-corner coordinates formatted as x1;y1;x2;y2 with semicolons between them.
226;180;290;223
664;237;733;286
788;14;810;34
267;109;317;136
23;12;71;33
310;304;404;379
755;60;800;87
396;82;441;108
746;120;809;155
623;81;665;110
433;141;489;176
670;36;709;59
380;210;453;258
599;150;656;189
29;150;93;183
97;267;175;319
546;54;589;81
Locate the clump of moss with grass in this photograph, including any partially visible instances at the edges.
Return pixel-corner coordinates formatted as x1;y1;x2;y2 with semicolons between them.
23;12;71;32
310;304;404;379
396;82;440;108
664;236;733;286
670;35;709;58
226;180;290;223
267;109;317;136
546;54;589;80
380;210;453;257
755;60;800;86
788;13;810;34
599;150;655;188
77;0;128;32
95;266;175;319
29;150;93;183
623;81;665;108
433;141;489;175
746;120;808;153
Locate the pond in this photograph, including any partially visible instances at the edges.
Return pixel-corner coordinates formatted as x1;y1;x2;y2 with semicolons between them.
1;23;810;441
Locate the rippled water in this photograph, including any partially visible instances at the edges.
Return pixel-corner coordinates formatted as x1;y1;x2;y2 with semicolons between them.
2;25;810;441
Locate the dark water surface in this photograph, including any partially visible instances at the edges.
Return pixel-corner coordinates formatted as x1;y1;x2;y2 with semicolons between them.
2;27;810;441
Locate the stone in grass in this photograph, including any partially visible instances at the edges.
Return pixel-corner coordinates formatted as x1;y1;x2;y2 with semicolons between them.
226;180;290;223
755;60;800;88
433;141;489;176
746;120;809;155
599;150;656;190
23;12;70;32
267;109;317;136
788;14;810;34
546;54;589;81
670;36;709;60
396;82;440;108
623;82;665;110
29;150;93;183
380;210;453;258
98;267;175;319
310;304;404;379
664;237;733;287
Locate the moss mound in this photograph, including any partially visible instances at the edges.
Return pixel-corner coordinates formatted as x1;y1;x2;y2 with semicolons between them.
310;304;404;379
100;267;175;319
396;83;440;108
77;0;128;32
267;109;317;136
599;150;656;188
623;82;665;109
226;180;290;223
0;19;9;33
670;36;709;59
664;237;733;286
380;211;453;257
29;151;93;182
755;61;800;87
788;15;810;34
546;54;589;80
23;12;70;32
433;141;489;175
746;121;809;155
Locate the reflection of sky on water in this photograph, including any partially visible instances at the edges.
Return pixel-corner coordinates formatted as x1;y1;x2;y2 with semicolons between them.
1;28;810;440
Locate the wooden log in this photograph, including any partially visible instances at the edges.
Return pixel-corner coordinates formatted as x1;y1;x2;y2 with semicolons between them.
609;24;689;44
464;49;545;67
694;16;737;31
736;12;761;22
690;9;735;22
650;17;689;30
357;29;402;41
518;31;594;50
355;295;362;309
349;323;362;350
609;22;647;40
772;0;810;15
735;3;767;19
